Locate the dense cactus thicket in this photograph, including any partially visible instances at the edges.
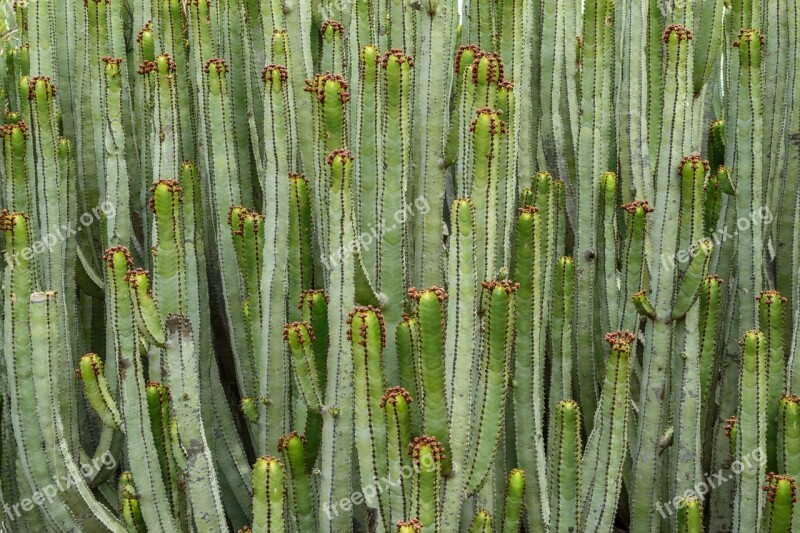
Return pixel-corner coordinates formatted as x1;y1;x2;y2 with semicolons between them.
1;0;800;531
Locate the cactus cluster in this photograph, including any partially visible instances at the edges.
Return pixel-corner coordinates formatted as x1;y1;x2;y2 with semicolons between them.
0;0;799;532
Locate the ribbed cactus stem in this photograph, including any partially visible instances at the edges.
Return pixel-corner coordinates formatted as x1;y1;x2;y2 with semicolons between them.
733;29;765;332
500;468;525;533
78;353;122;430
550;257;575;442
104;246;178;530
778;395;800;532
443;199;478;502
763;473;797;533
466;281;517;493
284;321;323;412
550;399;582;533
511;205;548;531
409;287;451;474
469;107;506;282
278;432;318;532
757;290;787;473
378;49;414;386
383;387;413;523
677;497;703;533
348;305;389;520
581;331;633;531
252;456;286;533
410;435;445;533
468;508;493;532
733;330;767;531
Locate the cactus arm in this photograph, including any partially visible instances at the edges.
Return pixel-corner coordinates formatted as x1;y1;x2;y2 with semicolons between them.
410;436;444;533
163;315;227;530
278;432;318;532
285;322;324;412
763;474;796;533
466;281;516;493
468;508;493;532
413;0;456;287
733;29;764;332
618;201;651;331
698;275;723;427
581;331;633;532
397;314;422;436
203;58;256;399
319;150;356;532
759;291;787;473
549;257;575;444
500;469;524;533
441;198;479;529
378;49;413;386
252;456;286;533
550;399;582;533
354;45;381;281
677;497;703;533
383;387;413;523
78;353;122;430
672;239;713;320
288;175;315;320
673;346;703;511
732;330;768;531
778;395;800;531
598;172;620;331
127;269;167;348
410;287;451;474
349;306;389;521
510;206;549;530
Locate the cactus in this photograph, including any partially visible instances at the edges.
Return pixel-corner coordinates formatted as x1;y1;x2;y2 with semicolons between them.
2;1;800;531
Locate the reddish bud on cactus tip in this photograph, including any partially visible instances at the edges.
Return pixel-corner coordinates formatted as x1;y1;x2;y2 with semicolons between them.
380;49;415;68
277;431;307;451
320;19;345;34
604;330;636;351
396;518;423;531
662;24;693;42
282;321;316;343
517;205;539;215
136;21;153;43
677;153;709;174
325;148;354;165
380;386;413;408
621;199;654;214
204;57;228;75
0;118;28;139
407;287;449;302
454;44;482;73
101;56;123;66
724;415;737;437
103;246;134;269
262;64;288;84
470;52;505;85
733;28;765;47
762;473;798;503
27;76;56;99
481;280;520;294
124;268;150;289
408;436;446;463
756;290;786;304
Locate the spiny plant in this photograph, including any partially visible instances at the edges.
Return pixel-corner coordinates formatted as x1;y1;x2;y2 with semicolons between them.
0;0;799;532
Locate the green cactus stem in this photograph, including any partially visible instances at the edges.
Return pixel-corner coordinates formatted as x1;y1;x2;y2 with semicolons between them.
278;432;318;532
550;399;582;533
410;435;445;533
252;456;286;533
78;353;122;430
733;330;768;531
763;473;797;533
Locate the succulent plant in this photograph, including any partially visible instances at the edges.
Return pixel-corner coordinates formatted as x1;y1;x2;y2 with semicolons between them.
1;0;800;532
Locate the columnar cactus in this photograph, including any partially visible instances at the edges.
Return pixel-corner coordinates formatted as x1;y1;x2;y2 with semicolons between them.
3;1;800;532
